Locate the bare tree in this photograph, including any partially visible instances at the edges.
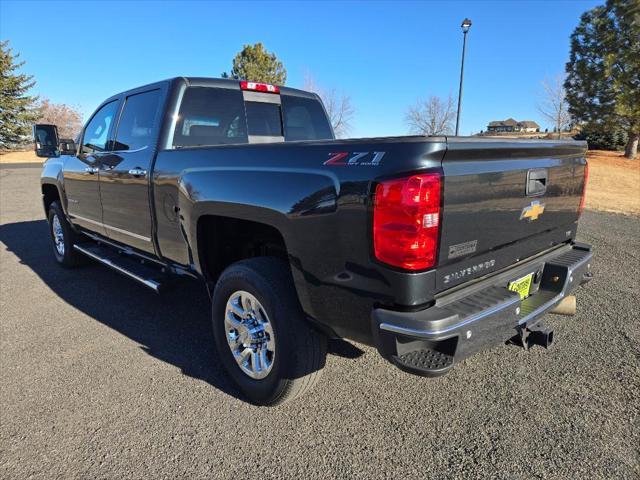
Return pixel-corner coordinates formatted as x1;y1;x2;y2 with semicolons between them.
537;75;572;139
405;95;455;136
303;74;355;139
36;99;83;140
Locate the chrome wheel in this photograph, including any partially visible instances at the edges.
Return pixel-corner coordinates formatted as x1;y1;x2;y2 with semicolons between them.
224;290;275;380
52;214;65;256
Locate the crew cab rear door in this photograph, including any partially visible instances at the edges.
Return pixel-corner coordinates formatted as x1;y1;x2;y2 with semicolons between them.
437;138;587;284
99;87;164;253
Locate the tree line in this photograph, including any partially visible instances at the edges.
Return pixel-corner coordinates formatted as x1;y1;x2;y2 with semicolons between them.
1;41;83;149
1;0;637;158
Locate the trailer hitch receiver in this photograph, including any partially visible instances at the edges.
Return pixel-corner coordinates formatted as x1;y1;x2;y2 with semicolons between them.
512;323;554;350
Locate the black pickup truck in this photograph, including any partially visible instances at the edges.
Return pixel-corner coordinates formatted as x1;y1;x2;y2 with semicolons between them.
34;77;592;405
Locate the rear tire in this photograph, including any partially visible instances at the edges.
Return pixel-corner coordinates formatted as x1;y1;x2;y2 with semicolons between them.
211;257;326;406
47;201;85;268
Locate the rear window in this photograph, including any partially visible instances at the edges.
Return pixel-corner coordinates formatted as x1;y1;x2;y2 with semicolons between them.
281;95;333;141
245;101;283;137
171;86;334;147
173;87;247;147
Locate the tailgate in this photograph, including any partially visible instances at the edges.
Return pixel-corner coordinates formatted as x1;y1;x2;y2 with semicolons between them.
437;138;587;288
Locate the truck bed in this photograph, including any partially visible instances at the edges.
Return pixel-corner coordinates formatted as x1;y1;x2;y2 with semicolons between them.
152;135;587;344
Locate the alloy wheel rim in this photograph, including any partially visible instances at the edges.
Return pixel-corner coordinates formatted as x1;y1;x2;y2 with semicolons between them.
224;290;276;380
52;214;65;256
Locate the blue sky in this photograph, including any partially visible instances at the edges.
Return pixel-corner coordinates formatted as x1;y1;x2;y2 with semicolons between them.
1;0;600;137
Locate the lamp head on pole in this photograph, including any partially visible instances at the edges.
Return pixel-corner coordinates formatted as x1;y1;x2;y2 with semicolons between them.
461;18;472;33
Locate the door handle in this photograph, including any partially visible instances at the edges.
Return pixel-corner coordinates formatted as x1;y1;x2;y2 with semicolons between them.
128;168;147;177
84;166;99;174
526;168;548;196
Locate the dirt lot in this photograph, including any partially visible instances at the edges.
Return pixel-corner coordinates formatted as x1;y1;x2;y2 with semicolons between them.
0;150;40;163
2;149;638;215
585;150;640;215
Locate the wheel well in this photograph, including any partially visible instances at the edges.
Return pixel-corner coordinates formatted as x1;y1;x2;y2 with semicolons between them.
197;216;288;282
42;184;60;214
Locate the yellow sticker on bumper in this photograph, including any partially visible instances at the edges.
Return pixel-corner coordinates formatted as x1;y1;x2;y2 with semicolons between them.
508;273;534;300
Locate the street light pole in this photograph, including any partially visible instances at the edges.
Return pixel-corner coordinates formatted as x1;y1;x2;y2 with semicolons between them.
455;18;472;136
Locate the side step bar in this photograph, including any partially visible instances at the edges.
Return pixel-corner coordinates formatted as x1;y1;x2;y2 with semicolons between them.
73;244;163;293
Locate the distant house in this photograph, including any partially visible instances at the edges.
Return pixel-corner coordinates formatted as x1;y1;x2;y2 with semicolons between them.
517;120;541;132
487;118;540;133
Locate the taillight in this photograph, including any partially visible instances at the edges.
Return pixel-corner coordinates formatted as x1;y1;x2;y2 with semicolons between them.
240;80;280;94
373;173;441;270
578;162;589;217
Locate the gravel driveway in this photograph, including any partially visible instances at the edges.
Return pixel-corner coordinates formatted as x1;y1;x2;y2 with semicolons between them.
1;165;638;479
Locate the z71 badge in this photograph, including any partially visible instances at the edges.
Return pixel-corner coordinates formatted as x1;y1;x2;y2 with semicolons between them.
324;151;386;166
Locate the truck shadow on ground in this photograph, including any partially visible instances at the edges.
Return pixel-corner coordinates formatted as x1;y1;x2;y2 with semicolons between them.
0;219;364;403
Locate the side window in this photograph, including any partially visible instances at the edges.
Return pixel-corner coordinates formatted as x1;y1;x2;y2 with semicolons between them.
81;101;119;153
281;95;333;141
113;90;162;151
173;87;248;148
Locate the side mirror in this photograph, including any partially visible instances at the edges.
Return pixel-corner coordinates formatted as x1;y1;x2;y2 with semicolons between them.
58;138;77;156
33;124;60;158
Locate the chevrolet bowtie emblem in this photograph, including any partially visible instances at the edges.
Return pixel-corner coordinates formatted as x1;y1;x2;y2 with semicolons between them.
520;200;545;221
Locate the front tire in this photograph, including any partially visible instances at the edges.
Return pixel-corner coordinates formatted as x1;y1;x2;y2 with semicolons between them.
47;201;85;268
211;257;327;406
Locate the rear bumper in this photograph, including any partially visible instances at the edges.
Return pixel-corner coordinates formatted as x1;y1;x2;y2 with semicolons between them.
371;242;593;377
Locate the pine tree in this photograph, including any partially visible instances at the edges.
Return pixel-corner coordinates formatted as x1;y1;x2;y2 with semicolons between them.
0;41;39;149
565;0;640;159
222;43;287;85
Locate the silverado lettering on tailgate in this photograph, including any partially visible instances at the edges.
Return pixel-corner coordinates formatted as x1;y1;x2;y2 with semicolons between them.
444;259;496;285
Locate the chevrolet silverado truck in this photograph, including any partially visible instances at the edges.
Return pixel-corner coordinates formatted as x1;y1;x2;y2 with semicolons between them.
34;77;593;405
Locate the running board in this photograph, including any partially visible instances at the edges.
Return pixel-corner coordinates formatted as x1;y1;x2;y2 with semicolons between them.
73;244;163;293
